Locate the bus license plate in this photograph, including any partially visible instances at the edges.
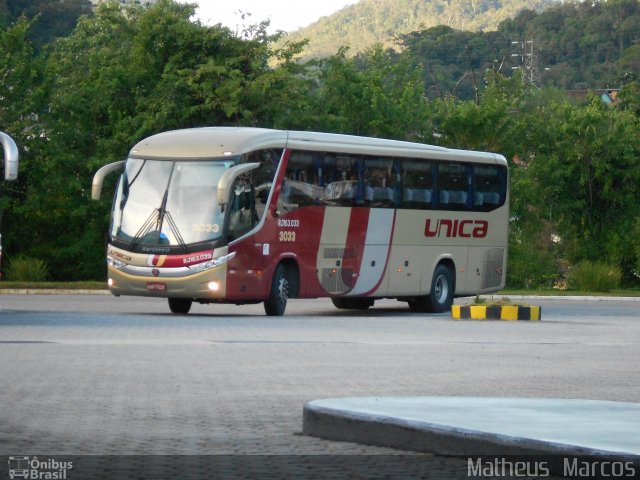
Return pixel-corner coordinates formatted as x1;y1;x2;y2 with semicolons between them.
146;282;167;292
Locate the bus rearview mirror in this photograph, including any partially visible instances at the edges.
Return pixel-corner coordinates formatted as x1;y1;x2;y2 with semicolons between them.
216;162;260;207
0;131;18;181
92;160;125;200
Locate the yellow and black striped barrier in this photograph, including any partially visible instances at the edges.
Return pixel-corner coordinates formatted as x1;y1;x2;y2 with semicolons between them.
451;304;541;321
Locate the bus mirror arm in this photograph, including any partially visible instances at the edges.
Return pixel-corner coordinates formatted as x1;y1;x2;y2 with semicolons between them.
92;160;125;200
216;162;260;207
0;131;18;181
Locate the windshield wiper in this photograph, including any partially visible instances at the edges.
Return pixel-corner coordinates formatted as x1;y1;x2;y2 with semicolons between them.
119;160;146;211
127;163;188;253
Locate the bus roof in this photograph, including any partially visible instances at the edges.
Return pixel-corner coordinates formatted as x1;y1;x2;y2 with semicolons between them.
129;127;506;165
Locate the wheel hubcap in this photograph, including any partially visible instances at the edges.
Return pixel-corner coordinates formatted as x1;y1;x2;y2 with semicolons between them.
278;277;289;304
435;275;448;303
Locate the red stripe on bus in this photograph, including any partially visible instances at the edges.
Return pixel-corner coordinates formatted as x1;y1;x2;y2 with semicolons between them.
341;208;370;289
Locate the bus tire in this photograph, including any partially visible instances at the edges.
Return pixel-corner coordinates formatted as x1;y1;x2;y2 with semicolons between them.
407;299;422;312
168;297;192;314
345;298;374;310
409;264;454;313
332;298;374;310
264;264;289;316
331;298;349;309
428;264;454;313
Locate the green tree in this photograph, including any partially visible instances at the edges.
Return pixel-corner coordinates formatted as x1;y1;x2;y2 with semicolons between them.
524;97;640;281
0;17;45;268
618;80;640;115
4;0;313;280
310;46;434;141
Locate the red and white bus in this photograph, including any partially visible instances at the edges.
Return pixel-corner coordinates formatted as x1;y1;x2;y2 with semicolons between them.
92;127;508;315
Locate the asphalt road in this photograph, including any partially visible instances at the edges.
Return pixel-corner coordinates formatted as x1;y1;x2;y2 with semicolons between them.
0;294;638;478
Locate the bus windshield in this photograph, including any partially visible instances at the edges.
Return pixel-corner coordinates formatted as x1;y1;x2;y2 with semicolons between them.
110;158;236;250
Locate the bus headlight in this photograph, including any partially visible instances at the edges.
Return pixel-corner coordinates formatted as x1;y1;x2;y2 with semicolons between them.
208;281;220;291
107;256;126;269
188;252;236;272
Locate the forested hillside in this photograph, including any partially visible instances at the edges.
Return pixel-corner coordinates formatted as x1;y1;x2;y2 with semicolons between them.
399;0;640;97
0;0;92;47
281;0;560;58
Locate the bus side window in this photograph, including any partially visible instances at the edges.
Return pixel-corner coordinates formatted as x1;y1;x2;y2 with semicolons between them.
251;149;280;220
323;154;362;207
438;162;469;211
365;157;395;207
278;151;322;213
228;175;257;240
473;165;505;212
401;159;433;210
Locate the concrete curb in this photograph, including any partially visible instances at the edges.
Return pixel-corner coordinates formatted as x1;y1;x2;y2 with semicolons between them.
303;397;640;462
0;289;110;295
452;304;541;321
484;295;640;302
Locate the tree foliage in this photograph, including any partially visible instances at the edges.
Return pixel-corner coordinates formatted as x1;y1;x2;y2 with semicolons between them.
1;0;310;280
307;46;434;141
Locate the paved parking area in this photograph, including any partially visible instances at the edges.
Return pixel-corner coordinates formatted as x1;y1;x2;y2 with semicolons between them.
1;295;638;478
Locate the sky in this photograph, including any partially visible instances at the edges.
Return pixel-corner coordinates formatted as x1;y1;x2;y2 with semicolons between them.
176;0;359;33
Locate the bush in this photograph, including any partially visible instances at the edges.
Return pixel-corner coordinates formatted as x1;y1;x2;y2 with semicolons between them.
5;255;50;282
506;240;559;289
567;260;621;292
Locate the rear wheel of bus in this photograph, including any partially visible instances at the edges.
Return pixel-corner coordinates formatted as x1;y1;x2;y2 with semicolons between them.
264;264;289;316
331;298;374;310
408;263;454;313
168;297;192;314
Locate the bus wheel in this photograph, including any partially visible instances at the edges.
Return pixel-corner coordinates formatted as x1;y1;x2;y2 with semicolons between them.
346;298;374;310
264;264;289;316
428;264;454;312
168;298;192;314
331;298;349;309
407;299;421;312
332;298;374;310
409;264;454;313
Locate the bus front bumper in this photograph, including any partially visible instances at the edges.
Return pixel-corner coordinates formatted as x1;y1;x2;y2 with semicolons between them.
107;263;228;299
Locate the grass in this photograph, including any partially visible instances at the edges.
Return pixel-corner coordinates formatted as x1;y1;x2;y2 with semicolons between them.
1;281;639;296
567;260;622;293
0;281;107;290
498;288;640;297
4;255;50;282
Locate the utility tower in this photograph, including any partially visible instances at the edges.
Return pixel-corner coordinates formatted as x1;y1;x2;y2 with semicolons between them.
511;39;541;87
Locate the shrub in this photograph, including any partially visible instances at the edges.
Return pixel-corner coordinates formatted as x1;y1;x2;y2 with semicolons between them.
567;260;621;292
506;240;559;289
5;255;50;282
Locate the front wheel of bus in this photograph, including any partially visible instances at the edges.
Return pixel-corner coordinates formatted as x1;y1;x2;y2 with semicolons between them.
168;298;192;314
264;264;289;316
